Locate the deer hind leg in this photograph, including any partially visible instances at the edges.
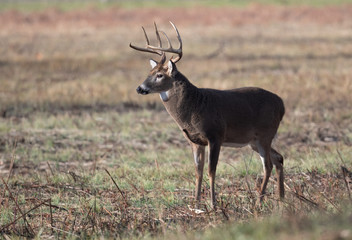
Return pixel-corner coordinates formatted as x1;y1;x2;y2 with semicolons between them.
208;140;221;209
270;148;284;199
252;141;273;201
191;143;205;202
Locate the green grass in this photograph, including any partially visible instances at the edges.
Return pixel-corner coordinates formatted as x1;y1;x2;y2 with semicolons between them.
1;106;351;238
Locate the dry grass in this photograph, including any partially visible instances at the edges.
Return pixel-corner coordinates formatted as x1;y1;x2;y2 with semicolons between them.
0;3;352;239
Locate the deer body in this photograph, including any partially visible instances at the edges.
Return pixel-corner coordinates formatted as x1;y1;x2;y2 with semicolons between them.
161;72;284;147
131;22;285;208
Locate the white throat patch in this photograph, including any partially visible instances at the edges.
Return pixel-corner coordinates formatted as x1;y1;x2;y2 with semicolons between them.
159;91;170;102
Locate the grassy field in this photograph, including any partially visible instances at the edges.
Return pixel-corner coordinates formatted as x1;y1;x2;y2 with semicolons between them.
0;1;352;239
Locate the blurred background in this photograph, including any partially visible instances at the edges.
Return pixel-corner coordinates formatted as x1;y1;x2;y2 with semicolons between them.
1;0;352;114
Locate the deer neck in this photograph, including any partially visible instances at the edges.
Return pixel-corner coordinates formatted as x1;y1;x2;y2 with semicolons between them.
160;72;200;127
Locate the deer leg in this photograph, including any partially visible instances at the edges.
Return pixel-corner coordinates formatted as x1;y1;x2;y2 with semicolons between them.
208;140;221;209
253;141;273;201
270;148;284;199
191;143;205;202
260;150;273;201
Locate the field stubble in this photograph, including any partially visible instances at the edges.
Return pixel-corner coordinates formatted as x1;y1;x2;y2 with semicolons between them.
0;5;352;239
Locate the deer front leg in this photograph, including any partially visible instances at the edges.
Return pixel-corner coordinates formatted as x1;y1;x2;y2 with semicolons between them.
208;140;221;209
191;143;205;202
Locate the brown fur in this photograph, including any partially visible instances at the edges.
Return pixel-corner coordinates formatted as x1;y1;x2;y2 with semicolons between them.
136;60;285;208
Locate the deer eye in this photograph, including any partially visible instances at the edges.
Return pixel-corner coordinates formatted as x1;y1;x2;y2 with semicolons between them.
156;73;163;79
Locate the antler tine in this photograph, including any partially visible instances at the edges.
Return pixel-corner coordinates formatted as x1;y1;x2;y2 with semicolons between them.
159;30;173;49
130;22;183;62
168;21;182;63
170;21;182;50
142;26;150;45
154;22;162;48
147;21;183;63
129;25;163;56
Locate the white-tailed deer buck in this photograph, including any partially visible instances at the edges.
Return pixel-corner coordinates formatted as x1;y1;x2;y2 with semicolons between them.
130;22;285;208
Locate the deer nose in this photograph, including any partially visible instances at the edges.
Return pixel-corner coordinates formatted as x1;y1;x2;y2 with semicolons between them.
136;86;142;93
136;86;149;95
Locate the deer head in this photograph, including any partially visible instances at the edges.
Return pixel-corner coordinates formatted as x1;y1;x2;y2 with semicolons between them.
130;22;182;99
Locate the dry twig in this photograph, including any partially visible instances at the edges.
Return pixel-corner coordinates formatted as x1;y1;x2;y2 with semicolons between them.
104;168;129;206
0;198;50;233
1;177;35;236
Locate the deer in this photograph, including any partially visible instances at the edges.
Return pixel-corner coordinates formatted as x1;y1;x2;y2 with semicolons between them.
130;22;285;208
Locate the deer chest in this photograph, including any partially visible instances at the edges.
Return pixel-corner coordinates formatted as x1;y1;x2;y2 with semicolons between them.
182;128;208;146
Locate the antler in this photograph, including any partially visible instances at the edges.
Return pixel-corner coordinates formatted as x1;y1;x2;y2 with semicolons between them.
129;21;183;63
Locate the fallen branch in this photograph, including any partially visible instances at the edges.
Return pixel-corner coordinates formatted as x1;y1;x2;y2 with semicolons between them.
1;177;35;236
104;169;128;206
42;202;68;211
293;191;319;208
0;199;50;232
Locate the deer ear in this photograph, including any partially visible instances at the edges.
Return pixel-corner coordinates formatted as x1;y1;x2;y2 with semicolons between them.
150;59;158;69
167;60;173;75
167;60;177;76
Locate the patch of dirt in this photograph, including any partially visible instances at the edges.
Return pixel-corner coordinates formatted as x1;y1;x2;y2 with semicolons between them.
1;4;352;32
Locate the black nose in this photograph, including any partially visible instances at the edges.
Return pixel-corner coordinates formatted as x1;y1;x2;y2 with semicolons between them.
136;86;149;95
136;86;142;93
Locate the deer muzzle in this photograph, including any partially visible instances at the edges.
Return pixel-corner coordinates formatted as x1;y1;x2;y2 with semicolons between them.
136;85;150;95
